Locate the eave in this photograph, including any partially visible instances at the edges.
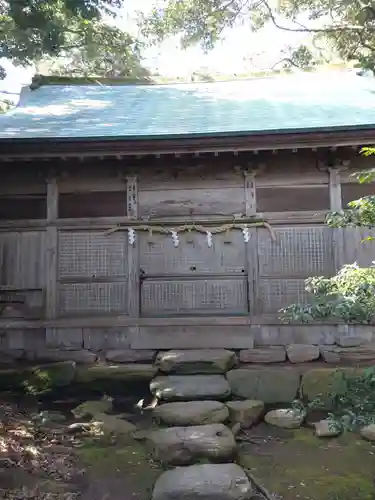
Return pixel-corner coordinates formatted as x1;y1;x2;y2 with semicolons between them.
0;128;374;161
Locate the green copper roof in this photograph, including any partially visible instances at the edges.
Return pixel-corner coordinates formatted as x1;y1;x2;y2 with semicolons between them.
1;71;375;141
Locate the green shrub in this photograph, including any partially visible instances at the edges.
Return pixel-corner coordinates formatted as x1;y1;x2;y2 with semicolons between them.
281;264;375;324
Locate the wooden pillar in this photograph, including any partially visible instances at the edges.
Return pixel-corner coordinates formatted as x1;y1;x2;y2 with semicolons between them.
244;171;256;216
328;167;342;213
45;175;58;319
328;167;344;271
126;175;140;317
244;169;259;316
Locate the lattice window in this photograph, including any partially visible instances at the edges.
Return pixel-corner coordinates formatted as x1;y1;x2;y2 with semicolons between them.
58;231;127;279
258;278;309;314
141;278;248;315
59;282;127;315
258;227;334;278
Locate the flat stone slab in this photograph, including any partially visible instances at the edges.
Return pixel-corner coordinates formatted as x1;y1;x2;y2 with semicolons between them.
226;367;300;403
239;347;286;363
152;463;254;500
286;344;320;363
153;401;229;426
146;423;236;465
155;349;236;374
150;375;231;401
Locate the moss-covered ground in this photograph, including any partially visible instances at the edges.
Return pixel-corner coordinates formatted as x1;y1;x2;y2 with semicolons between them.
77;434;163;500
237;423;375;500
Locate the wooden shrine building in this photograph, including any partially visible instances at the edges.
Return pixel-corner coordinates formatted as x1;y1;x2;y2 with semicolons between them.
0;71;375;358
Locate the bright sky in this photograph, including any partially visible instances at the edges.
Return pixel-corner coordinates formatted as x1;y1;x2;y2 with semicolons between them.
116;0;312;76
0;0;321;95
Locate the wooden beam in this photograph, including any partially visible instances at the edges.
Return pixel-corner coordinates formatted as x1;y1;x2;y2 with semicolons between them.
45;175;58;320
0;315;252;329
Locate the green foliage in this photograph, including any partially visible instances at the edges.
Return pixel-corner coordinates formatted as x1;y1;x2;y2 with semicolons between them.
0;0;147;79
307;367;375;431
281;264;375;324
140;0;375;70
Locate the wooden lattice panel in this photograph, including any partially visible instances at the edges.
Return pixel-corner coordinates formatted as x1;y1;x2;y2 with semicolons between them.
257;227;334;278
58;231;128;279
341;228;375;267
141;278;248;315
258;278;309;314
58;282;127;315
140;232;246;275
0;231;45;288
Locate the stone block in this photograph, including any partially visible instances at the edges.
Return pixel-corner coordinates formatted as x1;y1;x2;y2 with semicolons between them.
153;401;229;426
155;349;236;374
226;367;300;403
300;368;361;407
27;349;96;364
320;346;341;364
239;347;286;363
76;364;157;383
105;349;156;363
146;424;236;465
286;344;320;363
150;375;231;401
152;464;254;500
226;400;264;427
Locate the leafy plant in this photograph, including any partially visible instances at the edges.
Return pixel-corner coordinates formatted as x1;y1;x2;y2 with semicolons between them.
309;367;375;432
281;264;375;324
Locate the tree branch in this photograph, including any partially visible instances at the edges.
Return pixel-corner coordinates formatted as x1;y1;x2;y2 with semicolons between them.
261;0;367;33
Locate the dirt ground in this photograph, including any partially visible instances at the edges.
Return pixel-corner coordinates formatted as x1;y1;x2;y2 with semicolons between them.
0;400;162;500
237;422;375;500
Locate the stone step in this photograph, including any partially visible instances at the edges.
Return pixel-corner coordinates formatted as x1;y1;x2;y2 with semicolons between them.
153;401;229;426
152;463;254;500
146;423;236;466
155;349;236;374
150;375;231;401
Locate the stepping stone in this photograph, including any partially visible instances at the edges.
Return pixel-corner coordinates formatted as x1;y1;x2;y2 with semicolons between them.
152;463;254;500
153;401;229;426
155;349;236;374
146;423;236;465
265;408;305;429
150;375;231;401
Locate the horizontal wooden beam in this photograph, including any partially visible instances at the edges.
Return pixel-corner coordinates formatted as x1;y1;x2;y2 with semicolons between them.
0;212;329;230
0;315;251;329
0;130;373;160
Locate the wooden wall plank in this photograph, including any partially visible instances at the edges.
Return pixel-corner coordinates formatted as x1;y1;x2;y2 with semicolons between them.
0;231;46;289
139;187;245;218
244;172;256;216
